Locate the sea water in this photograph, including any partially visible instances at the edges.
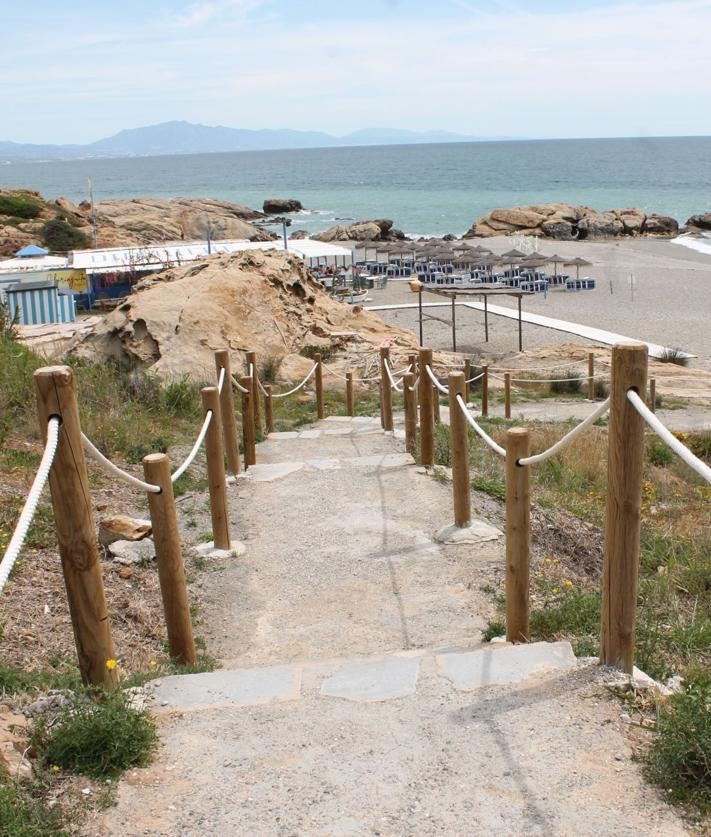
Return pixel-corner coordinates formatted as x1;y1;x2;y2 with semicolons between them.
1;136;709;238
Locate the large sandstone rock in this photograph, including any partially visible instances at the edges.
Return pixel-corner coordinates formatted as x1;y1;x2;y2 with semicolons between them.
71;250;419;381
313;219;396;242
263;198;303;214
578;211;625;238
614;208;646;234
643;213;679;236
686;212;711;230
0;710;32;781
99;515;152;547
540;219;575;240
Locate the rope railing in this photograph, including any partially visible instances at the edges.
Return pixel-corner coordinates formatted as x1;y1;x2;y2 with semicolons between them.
425;364;449;395
383;358;404;393
170;410;213;483
490;360;587;373
0;417;61;594
270;364;318;398
465;372;485;385
489;372;604;385
627;390;711;483
231;375;251;394
455;394;507;457
82;433;161;493
518;398;611;466
216;366;226;394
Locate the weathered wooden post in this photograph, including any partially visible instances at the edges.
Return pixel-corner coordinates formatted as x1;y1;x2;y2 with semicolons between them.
404;372;417;457
346;372;354;417
380;347;394;431
201;386;231;550
314;353;325;420
481;364;489;417
264;384;274;433
418;348;434;468
240;376;257;467
588;352;595;402
449;372;471;528
504;372;512;419
464;359;472;402
34;366;118;688
600;343;648;673
432;382;441;424
214;350;241;475
506;428;530;643
246;351;263;436
143;453;197;666
649;377;656;414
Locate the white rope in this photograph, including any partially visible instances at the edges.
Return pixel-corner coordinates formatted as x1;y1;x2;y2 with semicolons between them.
171;411;212;483
82;433;160;493
408;376;420;392
491;360;586;373
257;377;269;396
425;365;449;395
383;358;403;393
465;372;486;384
518;398;611;466
216;366;226;394
506;374;604;384
0;418;60;594
270;364;318;398
627;390;711;483
455;395;507;457
231;375;251;394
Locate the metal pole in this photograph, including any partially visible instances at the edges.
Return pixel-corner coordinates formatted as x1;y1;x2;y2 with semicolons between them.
518;295;523;352
451;295;457;353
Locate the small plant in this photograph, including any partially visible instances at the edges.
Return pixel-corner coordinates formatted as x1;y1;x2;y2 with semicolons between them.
658;347;690;367
0;300;19;341
32;688;158;780
687;432;711;463
259;355;282;384
299;345;331;361
549;371;582;395
594;379;609;399
645;669;711;811
40;218;90;252
647;437;674;467
471;474;506;501
482;619;505;642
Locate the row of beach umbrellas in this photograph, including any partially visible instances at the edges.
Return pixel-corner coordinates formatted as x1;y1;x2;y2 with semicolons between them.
354;240;592;278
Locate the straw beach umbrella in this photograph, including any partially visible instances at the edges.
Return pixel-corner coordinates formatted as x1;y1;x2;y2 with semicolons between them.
564;256;592;280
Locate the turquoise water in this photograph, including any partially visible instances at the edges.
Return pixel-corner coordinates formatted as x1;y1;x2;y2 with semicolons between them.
1;136;709;237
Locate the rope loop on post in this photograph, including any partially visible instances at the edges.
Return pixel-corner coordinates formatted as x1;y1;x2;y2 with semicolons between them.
170;410;213;483
82;433;161;493
425;365;449;395
455;395;507;458
517;398;611;466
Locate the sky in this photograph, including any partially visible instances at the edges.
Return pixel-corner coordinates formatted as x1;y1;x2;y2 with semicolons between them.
2;0;710;144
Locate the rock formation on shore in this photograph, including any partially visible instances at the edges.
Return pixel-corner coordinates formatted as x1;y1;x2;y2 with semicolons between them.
0;189;274;257
263;198;303;214
466;204;679;240
686;212;711;231
313;219;405;242
71;250;420;381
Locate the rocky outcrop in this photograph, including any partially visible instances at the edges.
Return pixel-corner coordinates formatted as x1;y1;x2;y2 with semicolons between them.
263;198;303;214
466;204;679;240
71;250;420;380
685;212;711;231
313;219;402;242
289;229;310;239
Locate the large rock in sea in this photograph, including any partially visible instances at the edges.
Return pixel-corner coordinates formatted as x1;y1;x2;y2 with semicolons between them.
263;198;303;214
314;219;396;242
686;212;711;231
465;203;680;240
71;250;418;380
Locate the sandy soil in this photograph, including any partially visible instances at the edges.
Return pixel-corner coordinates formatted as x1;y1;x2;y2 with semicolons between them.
363;237;711;370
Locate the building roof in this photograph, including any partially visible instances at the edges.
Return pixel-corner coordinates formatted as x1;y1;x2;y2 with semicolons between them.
0;255;69;273
15;244;50;257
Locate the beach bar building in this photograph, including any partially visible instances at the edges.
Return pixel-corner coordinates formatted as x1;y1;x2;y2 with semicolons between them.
5;281;76;326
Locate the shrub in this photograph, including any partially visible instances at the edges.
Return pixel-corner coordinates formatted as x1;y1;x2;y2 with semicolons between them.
300;345;331;361
647;437;674;467
549;370;582;394
259;355;282;384
482;619;505;642
0;193;42;219
594;379;609;399
659;347;690;367
688;432;711;463
530;588;601;643
0;770;67;836
40;219;90;252
162;378;201;419
32;688;158;780
471;474;506;501
645;669;711;811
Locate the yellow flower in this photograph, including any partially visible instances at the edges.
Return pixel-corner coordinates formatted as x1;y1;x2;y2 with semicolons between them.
149;660;157;668
552;587;560;595
564;580;574;589
106;659;117;671
51;765;61;773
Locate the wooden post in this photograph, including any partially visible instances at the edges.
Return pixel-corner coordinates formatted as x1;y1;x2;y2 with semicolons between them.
432;383;441;424
214;350;240;475
649;377;656;414
482;364;489;417
404;372;417;457
600;343;648;673
451;295;457;353
587;352;595;402
464;359;472;402
265;384;274;433
34;366;117;688
201;387;231;550
449;372;471;527
314;353;325;420
346;372;354;416
517;295;523;352
504;373;511;419
484;295;489;342
418;348;434;468
240;376;257;467
380;347;394;431
506;428;530;643
143;454;197;666
246;351;263;436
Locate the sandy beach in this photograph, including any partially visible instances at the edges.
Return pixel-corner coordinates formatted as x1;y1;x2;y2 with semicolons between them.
362;236;711;371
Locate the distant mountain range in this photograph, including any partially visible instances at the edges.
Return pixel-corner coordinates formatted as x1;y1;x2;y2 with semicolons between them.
0;121;506;162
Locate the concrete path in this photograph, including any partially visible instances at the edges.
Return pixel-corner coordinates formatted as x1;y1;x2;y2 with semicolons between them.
90;417;690;836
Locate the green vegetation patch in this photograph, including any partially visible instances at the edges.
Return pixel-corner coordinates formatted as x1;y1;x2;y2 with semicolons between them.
0;193;43;219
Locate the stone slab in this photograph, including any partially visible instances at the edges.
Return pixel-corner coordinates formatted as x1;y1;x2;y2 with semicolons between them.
434;520;502;545
323;415;355;423
193;540;246;559
320;657;421;702
351;416;379;424
266;431;299;439
306;458;342;471
436;641;576;690
242;462;304;482
323;426;354;436
349;453;414;469
108;538;155;565
298;430;322;439
153;665;301;710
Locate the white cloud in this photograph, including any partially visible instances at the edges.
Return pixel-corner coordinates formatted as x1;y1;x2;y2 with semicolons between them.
173;0;267;28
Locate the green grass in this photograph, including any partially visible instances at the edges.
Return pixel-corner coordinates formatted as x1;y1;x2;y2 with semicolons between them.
0;771;68;837
32;688;158;780
0;192;43;219
0;663;81;696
